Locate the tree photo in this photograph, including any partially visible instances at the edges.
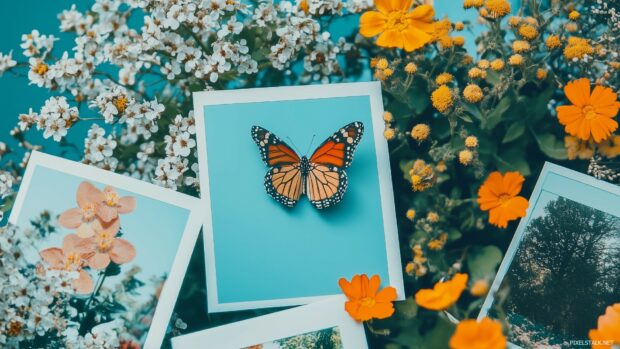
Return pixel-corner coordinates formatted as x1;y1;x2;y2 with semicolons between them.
501;196;620;347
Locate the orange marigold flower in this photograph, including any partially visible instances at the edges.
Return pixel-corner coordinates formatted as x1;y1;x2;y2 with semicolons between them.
449;317;507;349
339;274;397;321
589;303;620;348
477;171;529;228
556;78;620;142
415;273;468;310
360;1;435;52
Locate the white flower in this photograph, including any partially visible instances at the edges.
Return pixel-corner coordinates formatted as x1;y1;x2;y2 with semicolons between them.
172;132;196;157
0;171;15;199
0;51;17;77
37;96;79;141
20;30;56;58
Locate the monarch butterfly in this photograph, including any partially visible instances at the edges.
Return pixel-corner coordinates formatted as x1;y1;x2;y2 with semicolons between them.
251;122;364;209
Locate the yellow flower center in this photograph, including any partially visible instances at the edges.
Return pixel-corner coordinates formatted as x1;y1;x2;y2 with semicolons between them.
498;193;512;204
97;231;113;252
34;62;48;76
582;105;598;120
81;202;97;220
386;10;410;32
360;296;376;308
64;252;81;271
104;191;119;207
113;96;128;113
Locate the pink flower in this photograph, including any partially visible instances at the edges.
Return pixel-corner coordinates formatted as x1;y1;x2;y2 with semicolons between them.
98;185;136;223
59;182;109;238
39;234;94;294
85;223;136;270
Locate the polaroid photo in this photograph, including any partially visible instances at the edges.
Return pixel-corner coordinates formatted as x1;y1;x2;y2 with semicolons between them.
171;296;367;349
193;81;405;313
478;162;620;348
9;151;203;348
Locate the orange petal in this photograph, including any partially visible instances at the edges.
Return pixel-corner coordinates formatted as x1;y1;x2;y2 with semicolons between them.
391;0;413;11
59;208;84;229
74;270;94;294
408;4;434;21
118;196;136;214
109;238;136;265
89;252;111;270
359;11;387;38
590;85;619;113
557;105;584;126
39;247;64;268
371;302;395;319
376;29;404;49
502;172;525;197
563;78;591;107
77;181;104;208
402;26;432;52
375;286;397;303
373;0;394;14
368;274;381;296
344;300;364;321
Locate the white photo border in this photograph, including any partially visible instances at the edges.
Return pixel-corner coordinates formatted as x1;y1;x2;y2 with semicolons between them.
9;151;203;349
171;296;368;349
478;161;620;347
193;81;405;313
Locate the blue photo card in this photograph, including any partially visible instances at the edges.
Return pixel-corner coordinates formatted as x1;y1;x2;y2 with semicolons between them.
193;82;404;312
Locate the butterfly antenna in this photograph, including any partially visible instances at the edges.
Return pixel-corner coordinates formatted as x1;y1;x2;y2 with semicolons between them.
285;136;302;155
305;134;316;156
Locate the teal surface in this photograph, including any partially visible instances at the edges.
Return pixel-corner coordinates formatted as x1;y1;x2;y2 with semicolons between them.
203;95;390;303
15;166;191;302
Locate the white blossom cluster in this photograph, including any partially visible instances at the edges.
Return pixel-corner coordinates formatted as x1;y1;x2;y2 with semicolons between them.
3;0;364;196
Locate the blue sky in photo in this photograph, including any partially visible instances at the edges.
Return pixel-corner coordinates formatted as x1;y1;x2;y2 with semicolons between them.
14;165;191;303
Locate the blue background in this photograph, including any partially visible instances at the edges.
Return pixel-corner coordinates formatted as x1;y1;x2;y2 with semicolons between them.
14;165;191;303
204;95;390;303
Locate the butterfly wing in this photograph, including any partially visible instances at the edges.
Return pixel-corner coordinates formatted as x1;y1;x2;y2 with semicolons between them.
251;126;303;207
306;122;364;209
306;164;348;209
309;121;364;168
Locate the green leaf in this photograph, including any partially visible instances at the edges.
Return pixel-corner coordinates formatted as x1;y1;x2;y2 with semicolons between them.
466;245;503;281
502;122;526;143
485;93;513;130
534;133;568;160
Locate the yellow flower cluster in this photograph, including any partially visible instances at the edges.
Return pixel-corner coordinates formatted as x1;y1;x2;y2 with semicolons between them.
463;0;483;9
509;54;524;66
563;37;593;60
435;73;454;85
518;24;538;40
405;244;428;277
463;84;483;103
512;40;531;53
372;57;394;80
431;85;454;113
483;0;511;19
545;35;562;49
432;18;455;50
411;123;431;142
468;67;487;79
427;232;448;250
410;159;436;191
490;59;505;71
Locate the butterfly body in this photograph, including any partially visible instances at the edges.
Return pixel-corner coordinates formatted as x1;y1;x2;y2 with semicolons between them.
251;122;364;209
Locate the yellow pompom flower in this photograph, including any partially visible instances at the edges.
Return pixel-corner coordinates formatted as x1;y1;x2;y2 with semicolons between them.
459;149;474;165
383;68;394;77
410;159;436;191
465;136;479;148
518;24;538;40
426;211;439;222
490;59;505;71
383;111;393;122
411;123;431;141
453;36;465;47
360;1;436;52
432;18;454;50
468;67;487;79
463;0;484;9
463;84;483;103
536;68;548;80
431;85;454;113
455;22;465;31
462;54;474;65
470;279;489;297
569;10;580;21
563;37;593;60
477;59;490;69
376;58;389;69
509;54;524;66
512;40;531;53
384;128;396;140
484;0;511;18
545;35;562;49
370;57;379;68
435;73;454;85
406;208;416;220
508;16;520;27
404;62;418;74
436;160;447;172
